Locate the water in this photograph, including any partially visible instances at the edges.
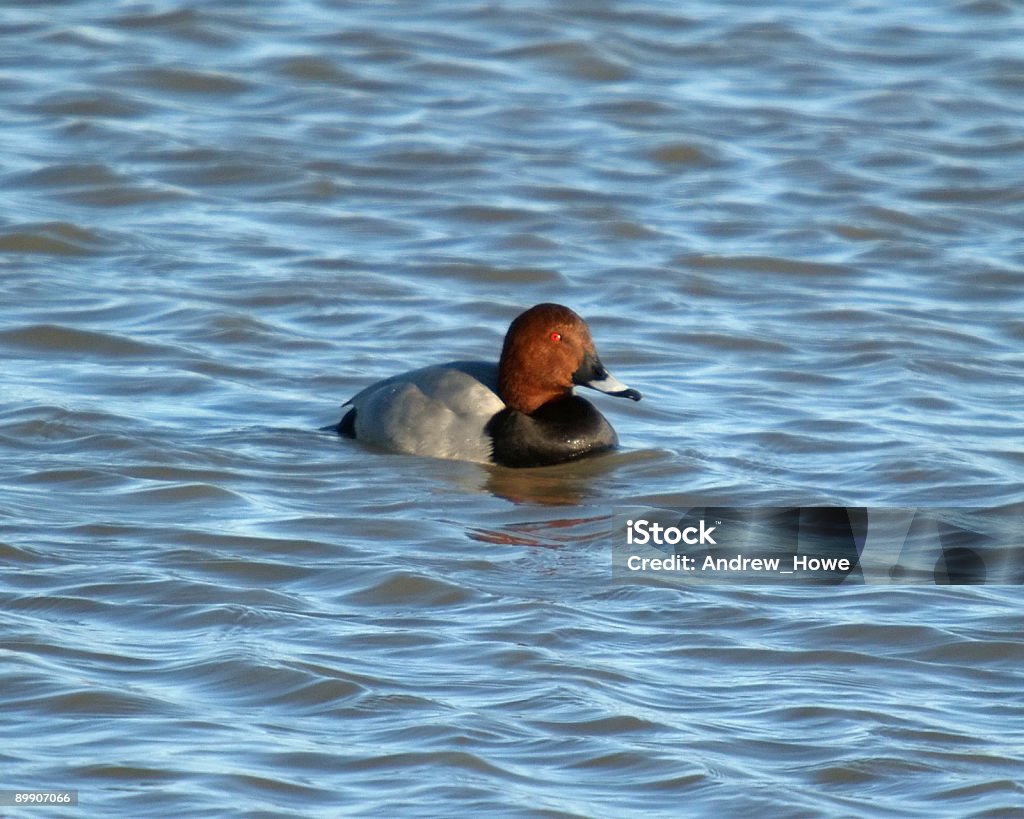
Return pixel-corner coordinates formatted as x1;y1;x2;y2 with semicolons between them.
2;0;1023;815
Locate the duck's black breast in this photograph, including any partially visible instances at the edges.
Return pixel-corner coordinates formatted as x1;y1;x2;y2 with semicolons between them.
485;395;618;468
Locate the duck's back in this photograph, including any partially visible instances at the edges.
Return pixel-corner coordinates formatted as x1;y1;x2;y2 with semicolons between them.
342;361;504;462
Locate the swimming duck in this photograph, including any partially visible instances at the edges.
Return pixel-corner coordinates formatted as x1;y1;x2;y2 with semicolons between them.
335;303;641;467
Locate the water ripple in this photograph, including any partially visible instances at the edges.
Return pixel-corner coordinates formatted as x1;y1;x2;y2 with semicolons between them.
1;0;1022;815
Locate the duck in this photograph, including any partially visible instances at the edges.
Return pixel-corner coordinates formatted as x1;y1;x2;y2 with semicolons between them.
334;303;641;467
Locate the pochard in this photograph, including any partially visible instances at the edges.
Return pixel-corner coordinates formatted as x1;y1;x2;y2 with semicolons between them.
335;303;641;467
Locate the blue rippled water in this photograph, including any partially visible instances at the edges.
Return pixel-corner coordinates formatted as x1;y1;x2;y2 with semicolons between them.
1;0;1023;815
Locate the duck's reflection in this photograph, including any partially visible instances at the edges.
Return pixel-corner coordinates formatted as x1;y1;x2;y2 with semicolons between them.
465;513;609;548
472;449;632;505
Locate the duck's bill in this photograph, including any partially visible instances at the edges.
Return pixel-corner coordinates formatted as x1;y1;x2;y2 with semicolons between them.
574;353;642;401
585;371;642;401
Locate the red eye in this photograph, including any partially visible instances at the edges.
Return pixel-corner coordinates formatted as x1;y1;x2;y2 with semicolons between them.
550;332;562;342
